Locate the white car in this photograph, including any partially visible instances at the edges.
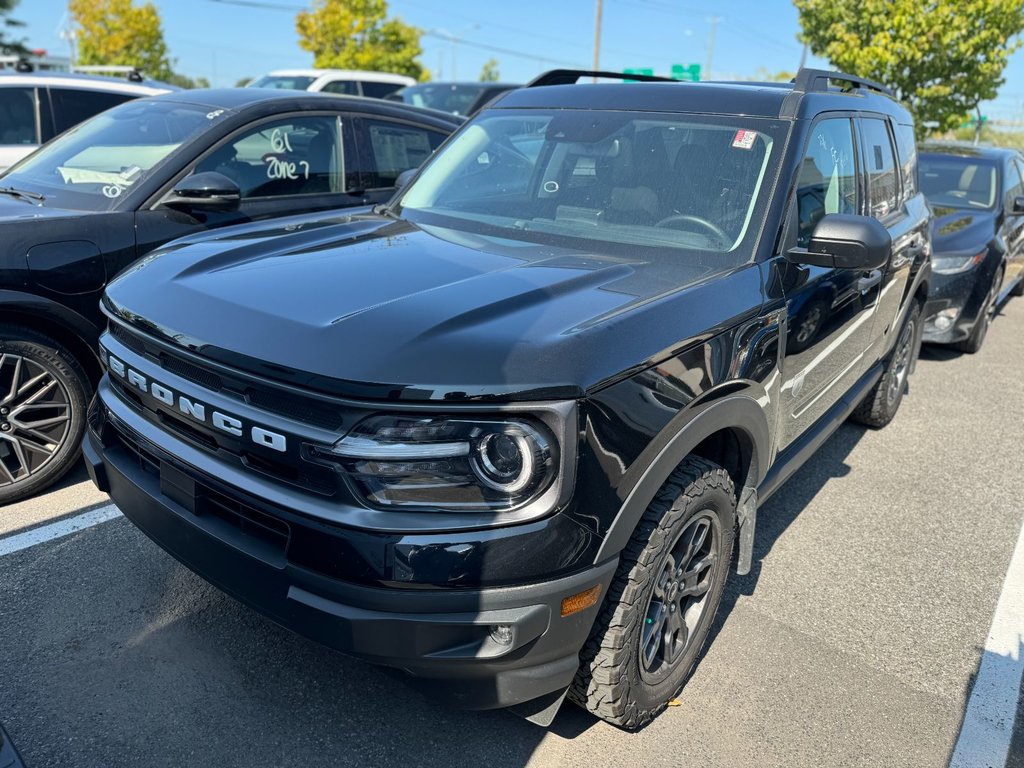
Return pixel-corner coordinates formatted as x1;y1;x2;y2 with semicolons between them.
246;69;415;99
0;70;172;173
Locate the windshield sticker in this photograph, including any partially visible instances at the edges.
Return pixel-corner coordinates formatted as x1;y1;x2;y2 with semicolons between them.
206;109;225;120
732;129;757;150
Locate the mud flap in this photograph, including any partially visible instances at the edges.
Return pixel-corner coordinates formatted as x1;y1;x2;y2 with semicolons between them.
736;485;757;576
508;686;569;727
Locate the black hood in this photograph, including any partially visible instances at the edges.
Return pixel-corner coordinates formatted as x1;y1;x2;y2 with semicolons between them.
104;215;761;401
930;204;997;254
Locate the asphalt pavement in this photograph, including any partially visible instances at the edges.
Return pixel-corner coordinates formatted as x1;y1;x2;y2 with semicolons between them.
2;299;1024;767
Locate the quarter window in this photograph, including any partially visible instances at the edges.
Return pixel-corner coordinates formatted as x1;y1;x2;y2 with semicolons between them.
192;115;351;198
360;119;447;188
861;118;898;218
0;87;38;145
794;118;858;247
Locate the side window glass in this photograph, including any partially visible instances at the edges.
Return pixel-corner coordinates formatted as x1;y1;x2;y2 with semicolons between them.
1003;160;1022;211
51;88;133;135
320;80;358;96
359;81;402;99
893;123;918;201
192;115;349;199
0;87;38;145
361;119;447;188
794;118;857;247
862;118;898;218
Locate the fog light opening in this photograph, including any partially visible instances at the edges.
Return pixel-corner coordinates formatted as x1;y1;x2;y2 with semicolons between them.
933;308;960;331
489;624;515;646
561;584;602;617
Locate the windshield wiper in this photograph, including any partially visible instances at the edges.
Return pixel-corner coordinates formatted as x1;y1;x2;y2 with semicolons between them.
0;186;45;203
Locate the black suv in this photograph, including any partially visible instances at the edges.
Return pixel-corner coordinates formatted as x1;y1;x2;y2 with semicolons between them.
84;69;930;729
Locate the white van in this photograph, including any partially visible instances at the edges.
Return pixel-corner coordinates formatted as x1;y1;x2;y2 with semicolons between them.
247;69;415;99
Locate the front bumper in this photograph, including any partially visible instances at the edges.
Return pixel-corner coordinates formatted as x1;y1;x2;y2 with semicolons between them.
85;386;615;711
922;265;994;344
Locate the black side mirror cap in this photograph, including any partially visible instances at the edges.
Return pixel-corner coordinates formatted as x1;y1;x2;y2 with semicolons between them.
786;213;891;270
1012;195;1024;214
394;167;417;192
162;171;241;211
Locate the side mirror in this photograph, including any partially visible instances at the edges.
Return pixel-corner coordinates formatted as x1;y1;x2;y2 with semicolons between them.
394;168;417;192
1011;195;1024;214
787;213;891;270
163;171;241;210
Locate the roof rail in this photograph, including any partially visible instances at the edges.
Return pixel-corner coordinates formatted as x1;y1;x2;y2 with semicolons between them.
72;64;145;83
792;68;893;97
527;69;680;87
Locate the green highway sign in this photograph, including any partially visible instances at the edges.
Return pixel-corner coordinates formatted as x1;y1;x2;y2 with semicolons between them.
671;63;701;82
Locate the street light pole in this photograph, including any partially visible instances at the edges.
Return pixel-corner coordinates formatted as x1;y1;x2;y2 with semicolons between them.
592;0;602;82
705;15;721;80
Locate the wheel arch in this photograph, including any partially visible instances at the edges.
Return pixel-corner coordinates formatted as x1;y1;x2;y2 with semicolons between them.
0;291;103;384
594;391;771;567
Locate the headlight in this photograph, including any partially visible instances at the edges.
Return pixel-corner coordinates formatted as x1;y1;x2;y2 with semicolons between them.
932;249;986;275
313;414;559;512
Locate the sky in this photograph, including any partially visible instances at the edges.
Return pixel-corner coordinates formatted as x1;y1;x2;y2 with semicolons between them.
13;0;1024;125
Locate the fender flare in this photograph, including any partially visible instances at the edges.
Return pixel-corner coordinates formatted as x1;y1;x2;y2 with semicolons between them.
594;392;771;565
0;289;103;366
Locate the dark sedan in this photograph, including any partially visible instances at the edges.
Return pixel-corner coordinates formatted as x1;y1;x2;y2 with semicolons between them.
0;88;461;503
385;81;519;116
919;143;1024;353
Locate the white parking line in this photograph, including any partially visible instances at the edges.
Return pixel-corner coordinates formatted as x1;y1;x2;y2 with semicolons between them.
950;517;1024;768
0;504;122;558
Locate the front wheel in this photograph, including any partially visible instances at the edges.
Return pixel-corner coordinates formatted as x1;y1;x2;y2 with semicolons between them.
569;457;736;729
0;327;91;505
955;268;1002;354
850;302;920;429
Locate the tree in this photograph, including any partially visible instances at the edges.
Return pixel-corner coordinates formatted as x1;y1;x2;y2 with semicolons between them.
0;0;27;55
479;58;500;82
296;0;427;81
69;0;173;81
235;76;253;87
795;0;1024;134
164;73;211;89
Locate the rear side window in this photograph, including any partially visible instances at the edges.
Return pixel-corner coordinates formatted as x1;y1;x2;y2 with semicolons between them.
320;80;358;96
794;118;858;247
861;118;898;218
359;81;403;99
893;123;918;201
1003;160;1022;211
50;88;135;135
0;87;38;145
360;119;447;188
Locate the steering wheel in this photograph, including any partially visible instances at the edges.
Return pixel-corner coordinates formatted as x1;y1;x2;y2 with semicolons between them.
655;214;729;245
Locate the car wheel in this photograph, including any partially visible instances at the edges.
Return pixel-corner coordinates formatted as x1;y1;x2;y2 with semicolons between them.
850;301;920;429
569;457;736;729
0;327;91;505
1010;272;1023;297
955;268;1002;355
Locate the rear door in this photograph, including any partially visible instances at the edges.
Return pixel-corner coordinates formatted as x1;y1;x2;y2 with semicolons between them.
773;115;882;449
1000;157;1024;293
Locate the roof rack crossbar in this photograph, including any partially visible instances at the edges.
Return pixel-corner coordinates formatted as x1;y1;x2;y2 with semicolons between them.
527;69;680;87
792;68;893;97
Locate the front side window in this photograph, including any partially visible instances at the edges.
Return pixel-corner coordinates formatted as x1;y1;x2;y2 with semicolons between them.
2;98;211;210
0;87;38;145
1003;159;1022;211
360;119;447;188
192;115;349;198
919;155;997;209
359;81;403;99
320;80;358;96
794;118;858;247
861;118;898;218
399;109;783;257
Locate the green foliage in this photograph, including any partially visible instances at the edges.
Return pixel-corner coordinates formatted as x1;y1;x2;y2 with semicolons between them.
235;76;253;87
296;0;427;81
479;58;500;82
69;0;173;81
164;72;211;89
0;0;27;55
795;0;1024;134
946;125;1024;150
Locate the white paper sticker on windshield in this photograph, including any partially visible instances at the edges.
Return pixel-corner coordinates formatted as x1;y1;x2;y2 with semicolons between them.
732;129;757;150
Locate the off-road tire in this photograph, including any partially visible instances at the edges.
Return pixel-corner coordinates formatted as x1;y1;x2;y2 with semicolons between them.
569;457;736;729
0;326;91;505
850;302;920;429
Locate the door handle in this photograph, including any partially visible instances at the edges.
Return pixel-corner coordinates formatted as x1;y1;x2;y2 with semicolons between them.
858;269;883;292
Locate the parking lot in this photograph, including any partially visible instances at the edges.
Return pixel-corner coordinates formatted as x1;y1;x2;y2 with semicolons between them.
0;299;1022;767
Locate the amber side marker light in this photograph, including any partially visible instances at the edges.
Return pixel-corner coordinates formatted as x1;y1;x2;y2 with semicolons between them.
561;584;602;617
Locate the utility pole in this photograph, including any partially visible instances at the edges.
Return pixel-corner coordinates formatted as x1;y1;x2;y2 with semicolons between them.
705;16;721;80
592;0;603;82
798;41;808;71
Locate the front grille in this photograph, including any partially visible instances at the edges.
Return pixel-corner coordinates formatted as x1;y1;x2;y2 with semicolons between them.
160;352;223;392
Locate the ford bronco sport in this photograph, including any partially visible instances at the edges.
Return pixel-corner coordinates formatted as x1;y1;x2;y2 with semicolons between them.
84;69;930;729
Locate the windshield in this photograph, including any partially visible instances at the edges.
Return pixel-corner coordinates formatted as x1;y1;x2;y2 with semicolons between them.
248;75;316;91
398;109;783;258
392;84;486;115
919;154;998;209
2;99;212;211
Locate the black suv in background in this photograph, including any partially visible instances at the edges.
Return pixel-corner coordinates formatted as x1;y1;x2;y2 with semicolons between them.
918;143;1024;353
85;69;930;729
